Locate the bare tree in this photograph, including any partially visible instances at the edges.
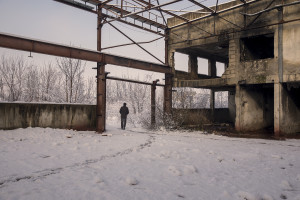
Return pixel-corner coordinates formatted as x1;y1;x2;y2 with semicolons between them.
56;57;86;103
84;77;96;104
173;87;196;109
23;65;40;102
0;55;28;101
0;77;4;101
39;62;60;102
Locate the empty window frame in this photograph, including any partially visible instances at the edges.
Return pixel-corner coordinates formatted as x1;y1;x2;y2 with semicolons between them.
240;33;274;61
174;52;189;72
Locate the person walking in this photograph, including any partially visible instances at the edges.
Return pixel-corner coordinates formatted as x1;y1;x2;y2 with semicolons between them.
119;103;129;130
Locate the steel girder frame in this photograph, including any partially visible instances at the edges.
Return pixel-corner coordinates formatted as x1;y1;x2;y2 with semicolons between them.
0;32;171;74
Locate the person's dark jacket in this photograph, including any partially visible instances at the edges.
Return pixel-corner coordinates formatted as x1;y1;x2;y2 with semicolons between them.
120;106;129;118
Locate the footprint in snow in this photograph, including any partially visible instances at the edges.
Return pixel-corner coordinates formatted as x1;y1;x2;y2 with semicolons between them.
168;166;182;176
183;165;198;175
281;180;293;190
297;174;300;181
125;177;139;185
236;191;256;200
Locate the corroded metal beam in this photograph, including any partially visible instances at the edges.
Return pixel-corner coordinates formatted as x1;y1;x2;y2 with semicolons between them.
187;0;215;13
0;32;171;73
107;76;164;86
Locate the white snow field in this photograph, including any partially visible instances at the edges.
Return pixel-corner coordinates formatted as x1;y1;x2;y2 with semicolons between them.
0;124;300;200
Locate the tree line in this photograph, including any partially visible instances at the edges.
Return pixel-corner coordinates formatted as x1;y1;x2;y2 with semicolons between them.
0;55;95;104
0;54;227;109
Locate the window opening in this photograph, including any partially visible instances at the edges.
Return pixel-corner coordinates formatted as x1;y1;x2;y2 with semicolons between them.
215;91;228;108
216;62;225;77
197;57;208;75
240;33;274;61
174;52;189;72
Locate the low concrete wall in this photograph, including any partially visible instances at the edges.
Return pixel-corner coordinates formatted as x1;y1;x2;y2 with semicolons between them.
0;103;96;130
173;108;231;126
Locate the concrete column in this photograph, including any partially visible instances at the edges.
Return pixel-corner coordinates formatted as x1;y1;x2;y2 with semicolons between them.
208;59;217;78
208;59;216;121
225;62;229;71
210;89;215;121
188;54;198;79
274;83;300;136
274;83;282;137
228;90;236;123
235;84;242;131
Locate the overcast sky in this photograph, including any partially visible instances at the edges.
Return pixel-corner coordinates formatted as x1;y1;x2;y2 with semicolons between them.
0;0;228;81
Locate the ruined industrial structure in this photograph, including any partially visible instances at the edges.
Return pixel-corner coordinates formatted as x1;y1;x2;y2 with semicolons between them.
168;0;300;137
0;0;300;137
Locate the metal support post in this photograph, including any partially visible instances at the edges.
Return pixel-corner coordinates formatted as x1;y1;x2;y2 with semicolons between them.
96;4;106;133
151;80;159;127
164;73;173;115
96;63;106;132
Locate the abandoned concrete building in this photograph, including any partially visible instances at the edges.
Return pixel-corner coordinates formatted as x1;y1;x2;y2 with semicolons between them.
168;0;300;136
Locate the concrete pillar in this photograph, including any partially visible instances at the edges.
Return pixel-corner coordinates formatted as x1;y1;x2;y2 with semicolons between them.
228;90;236;123
210;89;215;121
225;62;229;71
188;54;198;79
208;59;217;78
235;84;242;131
274;83;282;137
96;63;106;133
274;83;300;136
208;59;216;121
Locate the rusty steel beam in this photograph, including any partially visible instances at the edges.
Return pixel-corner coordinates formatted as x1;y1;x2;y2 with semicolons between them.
104;0;183;25
102;4;167;29
107;76;164;86
54;0;166;33
187;0;215;13
170;0;258;29
135;0;190;23
101;36;164;50
0;32;171;73
53;0;96;12
246;0;276;27
107;21;165;64
102;14;165;36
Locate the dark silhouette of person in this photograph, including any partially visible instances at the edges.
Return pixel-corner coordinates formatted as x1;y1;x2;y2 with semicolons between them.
119;103;129;130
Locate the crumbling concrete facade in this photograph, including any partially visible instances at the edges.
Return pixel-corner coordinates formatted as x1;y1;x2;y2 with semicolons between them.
167;0;300;136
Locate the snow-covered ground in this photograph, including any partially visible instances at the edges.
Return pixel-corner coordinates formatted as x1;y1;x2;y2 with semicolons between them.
0;123;300;200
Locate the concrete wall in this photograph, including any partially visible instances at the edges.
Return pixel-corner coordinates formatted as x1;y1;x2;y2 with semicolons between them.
275;84;300;135
173;108;232;126
235;85;274;132
0;103;96;130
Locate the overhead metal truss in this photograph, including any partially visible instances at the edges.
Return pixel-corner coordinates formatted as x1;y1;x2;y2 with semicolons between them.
51;0;265;63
